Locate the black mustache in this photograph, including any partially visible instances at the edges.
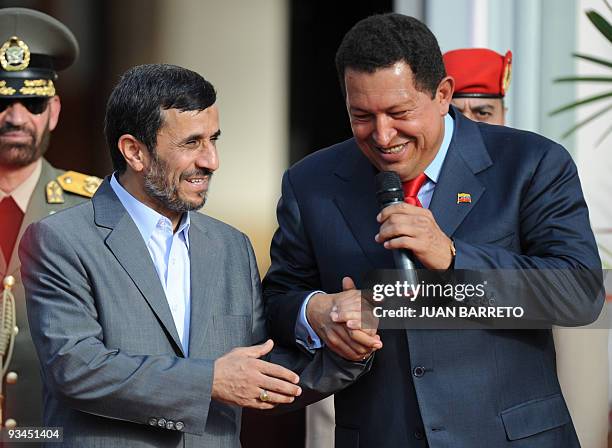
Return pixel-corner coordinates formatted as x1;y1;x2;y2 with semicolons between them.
0;123;34;138
181;169;214;180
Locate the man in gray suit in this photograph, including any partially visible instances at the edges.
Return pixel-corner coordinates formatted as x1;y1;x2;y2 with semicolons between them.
20;64;367;447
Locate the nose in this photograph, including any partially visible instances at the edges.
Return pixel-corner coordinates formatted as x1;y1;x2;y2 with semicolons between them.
196;142;219;172
372;115;397;147
3;102;29;126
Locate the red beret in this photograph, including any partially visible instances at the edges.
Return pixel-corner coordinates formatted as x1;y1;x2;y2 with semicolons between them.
443;48;512;98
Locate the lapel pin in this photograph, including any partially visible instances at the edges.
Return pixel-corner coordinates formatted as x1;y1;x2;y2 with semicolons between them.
457;193;471;204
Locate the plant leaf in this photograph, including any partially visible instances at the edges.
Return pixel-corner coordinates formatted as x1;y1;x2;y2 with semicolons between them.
595;122;612;146
572;52;612;68
559;103;612;138
554;76;612;82
586;10;612;43
549;91;612;115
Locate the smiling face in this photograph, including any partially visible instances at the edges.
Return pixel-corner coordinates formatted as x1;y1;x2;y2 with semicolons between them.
0;96;60;167
451;97;505;125
345;61;453;182
140;105;220;218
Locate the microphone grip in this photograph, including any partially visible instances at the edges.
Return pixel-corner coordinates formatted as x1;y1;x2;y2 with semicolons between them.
392;249;419;285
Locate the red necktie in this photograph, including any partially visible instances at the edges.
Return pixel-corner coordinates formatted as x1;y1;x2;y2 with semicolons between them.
0;196;24;263
402;173;428;208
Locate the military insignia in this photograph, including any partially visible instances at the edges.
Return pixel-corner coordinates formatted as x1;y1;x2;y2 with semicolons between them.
0;81;15;96
457;193;471;204
46;180;64;204
501;51;512;96
20;79;56;97
0;36;30;72
57;171;102;198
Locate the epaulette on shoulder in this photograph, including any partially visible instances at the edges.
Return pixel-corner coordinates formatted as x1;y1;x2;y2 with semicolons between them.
46;171;102;204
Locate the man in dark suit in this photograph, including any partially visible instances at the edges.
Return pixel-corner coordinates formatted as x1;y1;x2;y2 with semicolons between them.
263;13;603;447
19;64;367;447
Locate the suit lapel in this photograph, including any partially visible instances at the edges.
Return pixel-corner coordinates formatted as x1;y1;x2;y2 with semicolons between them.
333;143;395;270
186;217;221;357
429;109;492;237
94;178;185;356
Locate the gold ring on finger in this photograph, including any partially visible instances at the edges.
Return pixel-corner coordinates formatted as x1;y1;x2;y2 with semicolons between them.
259;389;270;402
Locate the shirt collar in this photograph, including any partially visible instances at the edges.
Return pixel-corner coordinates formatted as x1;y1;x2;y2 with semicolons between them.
110;173;190;245
424;113;454;184
0;158;42;213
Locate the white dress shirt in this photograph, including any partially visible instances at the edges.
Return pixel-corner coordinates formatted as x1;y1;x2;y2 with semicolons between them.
110;174;192;355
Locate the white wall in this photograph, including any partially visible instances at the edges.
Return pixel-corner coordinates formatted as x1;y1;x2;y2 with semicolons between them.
575;0;612;269
572;2;612;447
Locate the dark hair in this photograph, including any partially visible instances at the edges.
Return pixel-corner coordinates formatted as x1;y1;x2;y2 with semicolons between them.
104;64;217;173
335;13;446;98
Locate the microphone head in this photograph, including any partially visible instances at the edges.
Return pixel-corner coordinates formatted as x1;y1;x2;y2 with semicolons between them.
375;171;404;209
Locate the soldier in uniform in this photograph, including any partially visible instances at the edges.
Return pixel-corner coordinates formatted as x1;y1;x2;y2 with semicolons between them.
0;7;101;431
442;47;512;125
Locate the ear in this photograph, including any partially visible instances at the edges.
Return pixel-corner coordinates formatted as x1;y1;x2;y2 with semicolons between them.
117;134;149;173
47;96;61;131
436;76;455;115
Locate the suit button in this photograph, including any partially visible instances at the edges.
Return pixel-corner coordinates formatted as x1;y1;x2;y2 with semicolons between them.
157;418;166;428
6;372;18;384
414;430;425;440
413;366;426;377
13;326;18;336
4;419;16;429
175;421;184;431
166;421;175;430
148;418;157;426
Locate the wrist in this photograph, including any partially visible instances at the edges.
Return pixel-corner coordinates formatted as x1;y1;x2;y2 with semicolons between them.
306;293;326;328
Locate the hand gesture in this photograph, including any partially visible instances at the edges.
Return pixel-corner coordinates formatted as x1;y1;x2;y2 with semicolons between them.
212;339;302;409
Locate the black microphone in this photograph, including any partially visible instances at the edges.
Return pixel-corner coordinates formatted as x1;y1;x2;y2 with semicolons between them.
375;171;418;286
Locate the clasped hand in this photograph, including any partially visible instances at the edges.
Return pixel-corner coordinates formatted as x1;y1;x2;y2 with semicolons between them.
307;277;383;362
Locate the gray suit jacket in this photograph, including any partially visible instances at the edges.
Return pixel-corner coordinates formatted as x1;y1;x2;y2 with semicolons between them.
20;179;367;448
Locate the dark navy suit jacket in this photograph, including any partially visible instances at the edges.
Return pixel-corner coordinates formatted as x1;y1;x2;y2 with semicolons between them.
263;107;603;447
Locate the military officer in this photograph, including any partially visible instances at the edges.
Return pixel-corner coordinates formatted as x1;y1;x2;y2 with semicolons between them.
0;7;101;432
442;47;512;125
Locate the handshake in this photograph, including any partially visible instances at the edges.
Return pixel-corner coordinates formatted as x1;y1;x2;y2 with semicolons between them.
306;277;382;362
212;276;379;410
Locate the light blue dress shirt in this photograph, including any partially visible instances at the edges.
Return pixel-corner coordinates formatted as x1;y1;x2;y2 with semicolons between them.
110;174;192;355
296;113;455;349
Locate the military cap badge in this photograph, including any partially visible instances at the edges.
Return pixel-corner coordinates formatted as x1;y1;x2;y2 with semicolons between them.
0;36;30;72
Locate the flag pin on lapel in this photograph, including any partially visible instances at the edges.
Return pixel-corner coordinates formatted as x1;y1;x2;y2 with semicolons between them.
457;193;471;204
